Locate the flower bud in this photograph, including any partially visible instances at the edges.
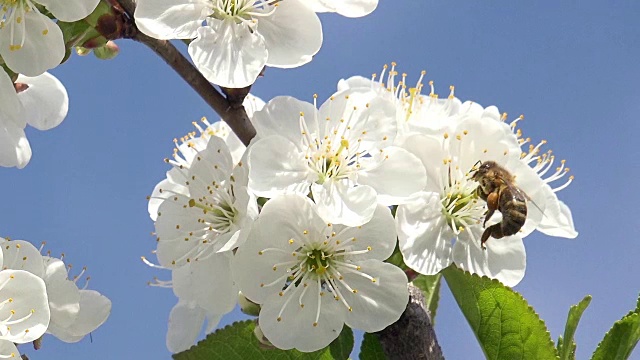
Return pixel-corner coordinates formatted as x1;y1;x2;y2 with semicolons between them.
93;41;120;60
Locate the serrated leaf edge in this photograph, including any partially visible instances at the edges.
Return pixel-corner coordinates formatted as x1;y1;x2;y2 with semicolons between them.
447;267;560;359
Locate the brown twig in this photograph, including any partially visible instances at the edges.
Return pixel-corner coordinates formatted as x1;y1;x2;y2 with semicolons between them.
115;0;256;146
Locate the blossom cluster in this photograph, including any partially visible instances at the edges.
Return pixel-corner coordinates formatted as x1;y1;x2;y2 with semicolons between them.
0;237;111;358
146;64;577;353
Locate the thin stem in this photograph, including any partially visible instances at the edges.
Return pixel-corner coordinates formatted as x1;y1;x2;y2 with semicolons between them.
115;0;256;146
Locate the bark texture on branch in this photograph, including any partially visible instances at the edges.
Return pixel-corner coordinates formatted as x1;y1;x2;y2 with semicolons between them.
377;284;445;360
112;1;443;358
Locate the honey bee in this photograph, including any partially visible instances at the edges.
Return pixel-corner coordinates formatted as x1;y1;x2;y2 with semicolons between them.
471;161;528;249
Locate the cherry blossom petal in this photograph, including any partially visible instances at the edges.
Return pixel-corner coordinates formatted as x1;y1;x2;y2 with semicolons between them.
0;270;50;343
166;300;205;353
537;200;578;238
396;192;453;275
16;72;68;130
333;204;397;261
0;340;19;359
258;0;322;68
172;253;237;315
0;121;31;169
37;0;101;22
312;181;377;227
251;96;317;145
1;240;44;277
42;257;80;329
248;136;312;197
357;146;426;205
341;260;408;332
134;0;209;39
0;11;64;76
452;231;526;287
0;70;23;126
188;19;267;88
259;282;344;352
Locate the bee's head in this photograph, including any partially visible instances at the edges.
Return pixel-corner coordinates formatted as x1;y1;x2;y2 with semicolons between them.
471;160;497;180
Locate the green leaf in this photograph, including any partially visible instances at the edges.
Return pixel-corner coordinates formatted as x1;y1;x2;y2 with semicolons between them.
412;274;442;325
442;265;558;360
173;320;354;360
558;295;591;360
359;333;386;360
591;293;640;360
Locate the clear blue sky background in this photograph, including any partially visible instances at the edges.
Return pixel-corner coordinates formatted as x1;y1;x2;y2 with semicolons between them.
1;1;639;359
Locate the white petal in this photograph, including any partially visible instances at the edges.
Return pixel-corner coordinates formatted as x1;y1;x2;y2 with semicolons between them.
258;0;322;68
248;136;311;198
0;121;31;169
232;194;325;303
537;200;578;238
166;300;205;353
0;270;50;343
318;88;397;149
452;231;526;287
1;240;44;277
134;0;208;39
47;290;111;342
204;312;222;334
312;181;377;227
16;72;68;130
37;0;100;22
334;204;397;261
189;20;267;88
42;257;80;329
337;76;374;91
333;0;378;17
251;96;317;145
0;70;23;125
172;253;237;315
259;281;344;352
396;192;453;275
148;170;190;221
0;12;64;76
341;260;408;332
155;195;215;267
358;146;426;205
399;134;448;193
187;137;234;198
0;340;19;359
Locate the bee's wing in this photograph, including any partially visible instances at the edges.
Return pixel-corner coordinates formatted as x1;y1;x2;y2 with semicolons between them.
511;185;547;219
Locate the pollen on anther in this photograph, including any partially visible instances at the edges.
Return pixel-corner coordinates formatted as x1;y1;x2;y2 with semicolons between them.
277;317;282;322
258;251;263;255
260;283;264;287
289;239;294;245
303;230;309;235
279;291;284;297
366;246;372;251
313;322;318;327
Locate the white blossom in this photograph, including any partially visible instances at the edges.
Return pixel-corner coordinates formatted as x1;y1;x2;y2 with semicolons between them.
247;87;426;226
0;0;100;75
0;70;68;168
0;239;111;343
153;136;258;268
394;81;577;286
148;94;264;220
232;194;408;352
134;0;323;88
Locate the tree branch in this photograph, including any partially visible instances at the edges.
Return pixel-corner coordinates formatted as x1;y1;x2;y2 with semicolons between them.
377;283;445;360
115;0;256;146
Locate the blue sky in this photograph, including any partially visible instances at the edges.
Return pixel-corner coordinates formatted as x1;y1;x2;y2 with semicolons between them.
1;1;639;359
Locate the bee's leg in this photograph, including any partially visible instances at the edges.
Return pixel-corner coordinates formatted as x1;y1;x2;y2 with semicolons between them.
475;186;488;201
480;223;504;250
483;191;499;227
